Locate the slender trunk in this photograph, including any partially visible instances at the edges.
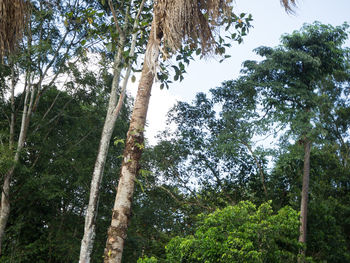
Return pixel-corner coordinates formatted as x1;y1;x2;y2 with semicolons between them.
298;138;311;259
0;81;33;254
9;65;16;150
0;64;16;255
0;167;12;255
79;43;124;263
103;23;160;263
79;1;146;260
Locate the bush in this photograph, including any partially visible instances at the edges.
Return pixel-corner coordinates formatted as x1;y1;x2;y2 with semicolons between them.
139;201;310;263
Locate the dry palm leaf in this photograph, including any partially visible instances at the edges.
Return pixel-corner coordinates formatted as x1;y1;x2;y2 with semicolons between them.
153;0;296;56
281;0;297;13
154;0;234;55
146;0;296;74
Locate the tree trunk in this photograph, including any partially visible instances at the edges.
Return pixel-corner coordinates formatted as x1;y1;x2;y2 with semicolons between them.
103;24;160;263
79;45;124;263
0;65;15;254
79;0;146;259
9;65;16;150
299;138;311;258
0;82;33;254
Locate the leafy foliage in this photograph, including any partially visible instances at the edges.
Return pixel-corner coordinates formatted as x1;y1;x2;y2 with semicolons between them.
0;87;129;262
140;201;305;263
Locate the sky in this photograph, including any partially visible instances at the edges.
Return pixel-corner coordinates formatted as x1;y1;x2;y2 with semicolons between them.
128;0;350;145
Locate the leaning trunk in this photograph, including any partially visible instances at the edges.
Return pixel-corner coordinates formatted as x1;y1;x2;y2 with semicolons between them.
79;45;124;263
103;24;159;263
299;138;311;257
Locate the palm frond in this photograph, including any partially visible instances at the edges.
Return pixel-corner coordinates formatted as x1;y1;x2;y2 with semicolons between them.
154;0;234;55
280;0;297;13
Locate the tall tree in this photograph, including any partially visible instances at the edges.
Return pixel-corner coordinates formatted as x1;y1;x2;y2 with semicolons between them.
79;1;150;261
103;0;294;262
0;0;101;253
237;22;349;257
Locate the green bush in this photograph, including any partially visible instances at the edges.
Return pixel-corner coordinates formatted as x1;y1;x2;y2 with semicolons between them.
140;201;312;263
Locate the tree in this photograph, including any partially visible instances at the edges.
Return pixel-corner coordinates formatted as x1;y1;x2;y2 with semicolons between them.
79;1;151;261
237;22;349;256
0;84;130;262
268;104;350;261
146;88;268;211
0;0;107;253
103;0;255;261
139;201;303;263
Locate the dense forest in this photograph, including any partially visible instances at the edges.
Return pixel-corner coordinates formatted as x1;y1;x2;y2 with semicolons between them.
0;0;349;263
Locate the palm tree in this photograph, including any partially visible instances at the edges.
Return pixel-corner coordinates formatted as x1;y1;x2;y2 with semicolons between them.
103;0;296;262
0;0;29;59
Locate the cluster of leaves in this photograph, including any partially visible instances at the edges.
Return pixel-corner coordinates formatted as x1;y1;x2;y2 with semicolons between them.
139;201;305;263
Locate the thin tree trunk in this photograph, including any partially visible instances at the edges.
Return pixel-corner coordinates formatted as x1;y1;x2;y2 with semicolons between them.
79;39;125;263
0;64;16;255
103;23;160;263
0;81;33;254
0;168;12;255
9;65;16;150
79;1;146;261
298;138;311;259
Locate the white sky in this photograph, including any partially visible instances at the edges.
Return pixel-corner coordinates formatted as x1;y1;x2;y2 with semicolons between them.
128;0;350;145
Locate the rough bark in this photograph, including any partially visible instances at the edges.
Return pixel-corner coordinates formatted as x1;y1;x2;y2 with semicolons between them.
299;138;311;257
103;24;159;263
